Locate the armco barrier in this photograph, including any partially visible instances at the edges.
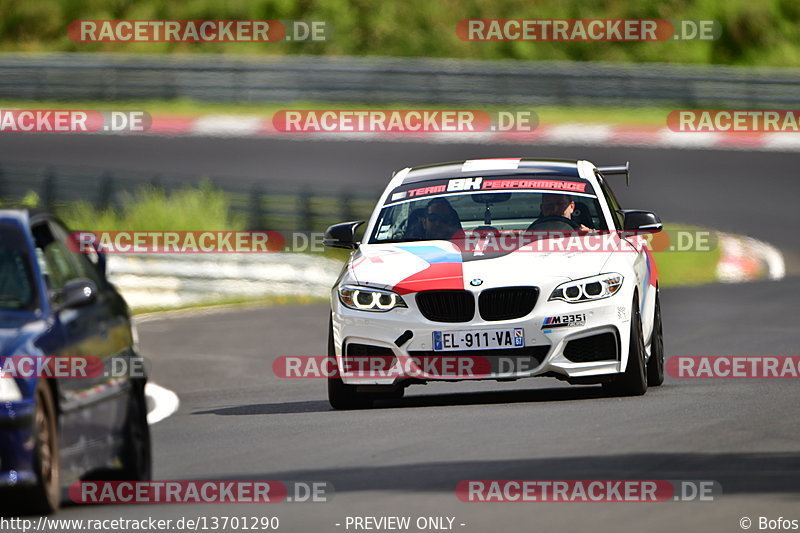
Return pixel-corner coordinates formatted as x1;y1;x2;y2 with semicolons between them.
1;53;800;108
107;253;342;310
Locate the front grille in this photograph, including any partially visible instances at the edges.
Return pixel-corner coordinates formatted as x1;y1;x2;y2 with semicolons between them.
478;286;539;321
416;290;475;322
563;333;618;363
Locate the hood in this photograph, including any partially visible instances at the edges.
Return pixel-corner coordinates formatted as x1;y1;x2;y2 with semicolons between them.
0;313;49;356
347;237;623;294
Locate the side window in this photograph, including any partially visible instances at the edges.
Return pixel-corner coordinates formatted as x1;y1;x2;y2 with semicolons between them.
376;202;409;241
596;175;624;229
32;222;80;295
49;222;102;284
0;222;38;311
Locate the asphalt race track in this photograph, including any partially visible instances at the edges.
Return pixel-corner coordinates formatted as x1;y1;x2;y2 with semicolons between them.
5;135;799;532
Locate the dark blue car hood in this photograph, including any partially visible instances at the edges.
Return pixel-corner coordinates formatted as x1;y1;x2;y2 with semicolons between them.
0;312;49;357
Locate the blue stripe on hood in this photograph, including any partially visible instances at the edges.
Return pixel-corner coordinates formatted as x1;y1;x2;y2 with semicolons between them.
395;245;462;264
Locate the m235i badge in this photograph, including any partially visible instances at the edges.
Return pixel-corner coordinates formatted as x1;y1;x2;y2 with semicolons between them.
542;313;587;330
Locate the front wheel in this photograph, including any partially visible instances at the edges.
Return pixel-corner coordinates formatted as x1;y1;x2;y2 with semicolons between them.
119;380;152;481
604;293;648;397
327;318;373;410
327;376;374;410
30;381;61;514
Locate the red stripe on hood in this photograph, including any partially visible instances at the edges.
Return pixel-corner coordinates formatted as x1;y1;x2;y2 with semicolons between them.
393;262;464;295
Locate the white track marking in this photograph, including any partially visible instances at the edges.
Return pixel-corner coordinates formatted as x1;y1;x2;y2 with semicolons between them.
145;382;180;425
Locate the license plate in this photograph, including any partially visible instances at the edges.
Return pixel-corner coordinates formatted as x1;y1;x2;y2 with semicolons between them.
433;328;524;351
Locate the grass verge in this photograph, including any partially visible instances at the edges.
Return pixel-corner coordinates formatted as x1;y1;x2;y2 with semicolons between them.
654;247;721;287
652;224;722;287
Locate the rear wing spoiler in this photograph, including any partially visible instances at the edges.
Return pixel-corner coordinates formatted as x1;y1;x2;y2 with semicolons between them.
596;161;630;186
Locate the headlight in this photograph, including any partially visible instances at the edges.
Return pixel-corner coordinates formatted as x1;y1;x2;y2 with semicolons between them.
549;273;623;303
338;285;407;312
0;372;23;402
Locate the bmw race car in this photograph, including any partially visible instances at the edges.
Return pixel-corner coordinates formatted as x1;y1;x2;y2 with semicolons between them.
324;159;665;409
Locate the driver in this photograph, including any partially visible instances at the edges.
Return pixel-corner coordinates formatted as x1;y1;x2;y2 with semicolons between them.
422;197;462;240
539;193;592;232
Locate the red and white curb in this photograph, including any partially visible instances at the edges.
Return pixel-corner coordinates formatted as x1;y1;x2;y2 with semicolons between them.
138;115;800;151
716;233;786;283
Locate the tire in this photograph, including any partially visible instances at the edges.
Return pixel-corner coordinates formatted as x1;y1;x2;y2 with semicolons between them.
646;291;665;387
604;294;648;397
30;381;61;514
386;387;406;400
327;318;374;410
119;381;152;481
370;387;405;401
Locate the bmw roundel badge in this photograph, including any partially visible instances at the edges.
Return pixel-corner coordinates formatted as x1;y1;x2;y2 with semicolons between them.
470;279;483;286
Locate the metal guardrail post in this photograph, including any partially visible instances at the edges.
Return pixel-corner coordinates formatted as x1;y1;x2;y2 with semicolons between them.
41;168;56;210
96;172;114;210
149;174;163;192
340;190;353;222
299;187;313;231
248;184;264;230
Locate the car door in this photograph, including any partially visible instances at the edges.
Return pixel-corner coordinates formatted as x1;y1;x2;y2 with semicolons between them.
31;218;132;481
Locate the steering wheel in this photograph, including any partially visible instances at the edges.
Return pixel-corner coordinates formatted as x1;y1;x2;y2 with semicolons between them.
527;216;580;231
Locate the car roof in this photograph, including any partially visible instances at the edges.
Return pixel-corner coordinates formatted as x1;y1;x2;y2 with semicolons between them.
402;159;583;184
0;208;31;224
0;208;64;228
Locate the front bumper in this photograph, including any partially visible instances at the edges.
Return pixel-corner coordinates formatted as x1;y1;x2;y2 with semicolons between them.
0;400;37;488
332;293;631;386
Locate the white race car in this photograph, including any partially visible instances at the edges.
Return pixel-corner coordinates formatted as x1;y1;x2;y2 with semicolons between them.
324;158;664;409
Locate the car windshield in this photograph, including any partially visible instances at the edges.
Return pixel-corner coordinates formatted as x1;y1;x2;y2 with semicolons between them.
370;176;607;243
0;222;38;311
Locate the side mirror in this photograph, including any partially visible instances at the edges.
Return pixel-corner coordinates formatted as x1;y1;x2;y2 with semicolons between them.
58;278;98;310
620;210;663;232
323;221;365;250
